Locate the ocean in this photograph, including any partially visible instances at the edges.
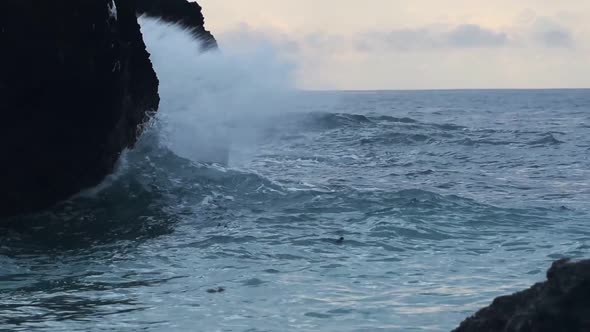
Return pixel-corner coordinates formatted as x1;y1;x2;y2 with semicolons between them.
1;18;589;332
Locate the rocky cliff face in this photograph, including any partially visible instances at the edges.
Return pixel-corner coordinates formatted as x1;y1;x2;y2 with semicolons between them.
136;0;217;50
0;0;159;217
453;259;590;332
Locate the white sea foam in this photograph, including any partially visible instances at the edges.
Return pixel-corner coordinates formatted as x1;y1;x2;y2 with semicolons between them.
138;16;298;165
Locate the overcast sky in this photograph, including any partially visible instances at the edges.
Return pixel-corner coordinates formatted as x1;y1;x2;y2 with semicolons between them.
198;0;590;90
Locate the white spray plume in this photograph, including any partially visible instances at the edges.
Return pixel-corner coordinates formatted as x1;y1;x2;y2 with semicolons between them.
138;16;298;165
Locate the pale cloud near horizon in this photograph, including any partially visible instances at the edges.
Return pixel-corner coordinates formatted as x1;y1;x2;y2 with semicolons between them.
198;0;590;90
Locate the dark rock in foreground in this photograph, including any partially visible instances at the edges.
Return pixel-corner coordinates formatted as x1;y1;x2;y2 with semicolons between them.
136;0;217;50
453;259;590;332
0;0;159;217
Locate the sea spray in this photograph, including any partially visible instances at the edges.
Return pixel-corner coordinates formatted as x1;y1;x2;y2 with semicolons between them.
138;16;298;165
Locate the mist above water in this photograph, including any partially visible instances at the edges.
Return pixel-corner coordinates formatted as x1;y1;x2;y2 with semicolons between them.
139;16;299;165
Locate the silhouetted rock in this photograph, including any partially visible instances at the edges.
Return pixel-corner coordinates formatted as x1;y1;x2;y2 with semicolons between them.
0;0;159;217
453;259;590;332
136;0;217;50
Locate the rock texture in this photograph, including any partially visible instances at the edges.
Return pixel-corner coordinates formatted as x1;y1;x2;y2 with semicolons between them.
136;0;217;50
453;259;590;332
0;0;159;217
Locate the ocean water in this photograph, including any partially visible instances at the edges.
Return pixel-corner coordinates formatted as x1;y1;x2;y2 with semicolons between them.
1;19;590;332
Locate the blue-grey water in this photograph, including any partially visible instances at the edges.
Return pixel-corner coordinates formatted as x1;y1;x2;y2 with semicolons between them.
1;89;589;331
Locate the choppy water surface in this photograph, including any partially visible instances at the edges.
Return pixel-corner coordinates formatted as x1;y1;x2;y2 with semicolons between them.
1;89;590;331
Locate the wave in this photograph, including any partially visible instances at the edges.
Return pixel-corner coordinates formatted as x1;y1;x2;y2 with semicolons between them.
1;130;561;253
298;112;375;130
455;137;518;146
138;16;298;166
373;115;418;123
528;133;565;146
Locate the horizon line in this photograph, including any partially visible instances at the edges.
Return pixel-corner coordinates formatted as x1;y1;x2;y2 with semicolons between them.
299;87;590;93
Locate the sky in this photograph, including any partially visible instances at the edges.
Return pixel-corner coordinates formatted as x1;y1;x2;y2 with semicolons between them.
198;0;590;90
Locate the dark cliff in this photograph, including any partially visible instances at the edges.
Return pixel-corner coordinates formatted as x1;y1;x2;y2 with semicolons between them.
0;0;159;217
136;0;217;50
453;259;590;332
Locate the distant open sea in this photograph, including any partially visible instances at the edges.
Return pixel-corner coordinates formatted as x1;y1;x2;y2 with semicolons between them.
1;89;589;331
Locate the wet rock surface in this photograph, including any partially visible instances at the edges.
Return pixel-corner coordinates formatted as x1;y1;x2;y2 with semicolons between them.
0;0;159;217
453;259;590;332
136;0;217;49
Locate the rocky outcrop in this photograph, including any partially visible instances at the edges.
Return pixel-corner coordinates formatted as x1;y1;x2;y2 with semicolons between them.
453;259;590;332
136;0;217;50
0;0;159;217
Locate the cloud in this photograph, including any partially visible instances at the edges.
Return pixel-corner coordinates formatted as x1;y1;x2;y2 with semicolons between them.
362;27;440;51
447;24;508;48
531;18;574;48
217;16;577;58
354;24;509;52
218;22;300;53
303;32;348;53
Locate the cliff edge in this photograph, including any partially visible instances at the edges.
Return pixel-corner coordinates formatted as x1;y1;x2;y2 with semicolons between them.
136;0;217;50
0;0;159;217
453;259;590;332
